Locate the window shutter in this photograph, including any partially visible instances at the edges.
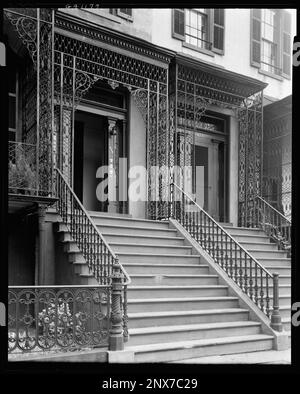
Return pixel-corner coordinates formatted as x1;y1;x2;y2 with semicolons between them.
250;9;261;67
212;9;225;53
282;11;292;78
172;9;185;40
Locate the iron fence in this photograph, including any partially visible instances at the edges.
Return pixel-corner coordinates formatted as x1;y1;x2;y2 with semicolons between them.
8;285;110;354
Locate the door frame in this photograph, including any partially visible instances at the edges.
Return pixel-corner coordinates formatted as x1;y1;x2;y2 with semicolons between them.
74;103;128;212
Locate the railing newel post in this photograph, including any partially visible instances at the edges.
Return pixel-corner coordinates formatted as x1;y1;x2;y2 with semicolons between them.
270;272;283;332
109;260;124;351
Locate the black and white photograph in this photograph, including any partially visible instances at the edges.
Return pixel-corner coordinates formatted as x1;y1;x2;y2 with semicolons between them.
0;2;298;382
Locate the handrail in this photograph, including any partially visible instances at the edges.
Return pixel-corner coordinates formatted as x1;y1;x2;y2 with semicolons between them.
256;195;291;224
55;168;131;286
247;195;291;253
170;182;283;330
171;183;272;277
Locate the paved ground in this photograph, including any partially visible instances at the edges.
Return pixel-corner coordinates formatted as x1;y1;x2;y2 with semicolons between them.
171;349;291;364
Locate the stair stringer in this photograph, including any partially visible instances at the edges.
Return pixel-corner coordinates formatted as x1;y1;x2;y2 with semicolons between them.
169;218;290;351
46;208;95;285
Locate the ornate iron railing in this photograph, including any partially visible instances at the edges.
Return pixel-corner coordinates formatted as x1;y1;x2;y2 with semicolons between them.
169;183;282;331
55;168;130;343
8;141;37;195
8;285;110;354
248;195;291;254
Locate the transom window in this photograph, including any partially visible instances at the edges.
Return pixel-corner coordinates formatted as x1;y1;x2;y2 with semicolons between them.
185;9;210;50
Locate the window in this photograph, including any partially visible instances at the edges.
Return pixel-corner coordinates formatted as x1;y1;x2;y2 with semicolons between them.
8;67;18;142
250;9;292;78
185;9;210;50
109;8;133;21
172;9;225;54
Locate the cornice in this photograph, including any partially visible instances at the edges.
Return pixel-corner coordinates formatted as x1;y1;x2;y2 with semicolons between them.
55;11;174;66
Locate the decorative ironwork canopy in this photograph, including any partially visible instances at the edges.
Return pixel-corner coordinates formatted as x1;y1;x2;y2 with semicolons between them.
5;7;266;222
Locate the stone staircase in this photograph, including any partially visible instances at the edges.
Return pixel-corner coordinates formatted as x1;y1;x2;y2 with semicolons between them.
222;225;291;334
55;212;276;363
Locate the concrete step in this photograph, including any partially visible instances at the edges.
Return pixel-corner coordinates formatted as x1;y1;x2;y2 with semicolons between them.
103;233;186;246
263;266;291;275
89;214;170;229
127;296;239;313
229;234;271;243
96;224;178;237
255;257;291;267
127;285;228;299
115;253;201;265
233;266;290;277
223;227;268;236
128;308;250;328
127;334;274;363
262;284;291;296
109;243;193;255
278;306;291;319
282;317;291;332
244;249;288;259
122;263;209;275
129;321;262;346
88;210;132;218
129;274;220;286
269;294;291;306
238;241;279;251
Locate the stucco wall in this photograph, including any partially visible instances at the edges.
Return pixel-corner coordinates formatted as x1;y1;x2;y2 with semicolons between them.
151;8;296;100
59;8;296;101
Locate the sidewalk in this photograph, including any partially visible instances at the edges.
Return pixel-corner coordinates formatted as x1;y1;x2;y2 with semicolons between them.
171;349;291;364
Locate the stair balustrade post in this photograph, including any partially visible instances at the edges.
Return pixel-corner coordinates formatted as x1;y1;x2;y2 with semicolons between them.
109;260;124;351
270;273;283;332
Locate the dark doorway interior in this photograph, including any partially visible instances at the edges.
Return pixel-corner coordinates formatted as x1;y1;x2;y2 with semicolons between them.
74;111;108;212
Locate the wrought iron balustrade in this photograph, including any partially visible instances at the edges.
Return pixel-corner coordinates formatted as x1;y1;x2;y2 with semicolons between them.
169;182;282;331
247;195;291;255
55;168;130;343
8;285;110;354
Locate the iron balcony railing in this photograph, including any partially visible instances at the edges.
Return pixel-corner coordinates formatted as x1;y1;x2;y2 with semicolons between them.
8;285;110;354
247;195;291;255
55;168;131;341
169;182;282;331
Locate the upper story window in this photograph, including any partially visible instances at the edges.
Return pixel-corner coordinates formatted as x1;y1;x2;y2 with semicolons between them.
251;9;292;79
109;8;133;21
172;9;225;55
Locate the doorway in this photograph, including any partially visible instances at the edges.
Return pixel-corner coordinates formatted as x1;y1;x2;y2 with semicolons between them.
74;111;108;212
190;117;228;222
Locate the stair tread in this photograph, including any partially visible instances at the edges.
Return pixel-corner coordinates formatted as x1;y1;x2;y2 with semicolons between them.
128;308;249;318
223;226;265;231
95;223;177;232
89;213;168;224
103;233;184;241
130;321;261;335
128;296;238;303
129;274;217;278
116;253;199;257
129;285;226;290
126;334;273;352
122;263;204;267
244;248;287;252
109;242;191;248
